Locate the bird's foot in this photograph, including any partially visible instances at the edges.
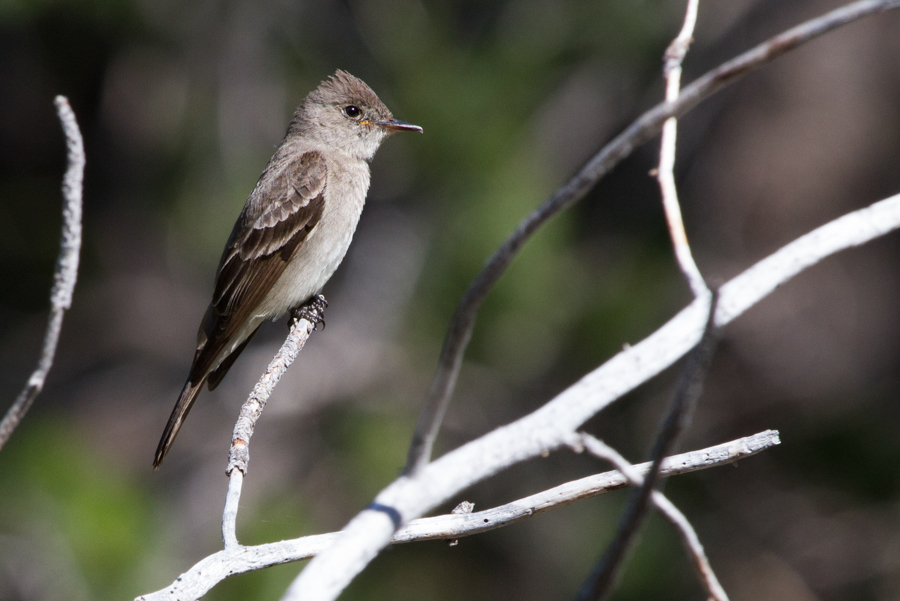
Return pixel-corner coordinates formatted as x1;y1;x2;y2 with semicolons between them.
292;295;328;330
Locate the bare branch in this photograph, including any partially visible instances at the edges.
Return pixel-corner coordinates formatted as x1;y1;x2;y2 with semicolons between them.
137;431;777;601
0;96;84;451
288;191;900;601
222;470;243;550
578;293;719;601
576;434;728;601
221;296;327;549
657;0;708;298
404;0;900;476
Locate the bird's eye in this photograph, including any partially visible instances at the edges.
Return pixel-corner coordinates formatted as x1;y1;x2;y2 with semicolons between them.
344;105;362;119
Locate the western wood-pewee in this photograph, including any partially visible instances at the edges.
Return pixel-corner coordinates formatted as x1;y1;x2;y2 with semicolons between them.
153;70;421;468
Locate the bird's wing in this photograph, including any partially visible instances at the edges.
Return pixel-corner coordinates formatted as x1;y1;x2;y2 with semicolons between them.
191;150;327;380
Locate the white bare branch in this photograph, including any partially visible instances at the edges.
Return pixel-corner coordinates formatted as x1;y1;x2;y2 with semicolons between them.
285;191;900;601
0;96;84;451
222;297;327;548
137;431;777;601
657;0;707;298
221;470;243;550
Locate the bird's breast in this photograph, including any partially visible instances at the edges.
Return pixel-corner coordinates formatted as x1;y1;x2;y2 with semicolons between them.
257;156;371;319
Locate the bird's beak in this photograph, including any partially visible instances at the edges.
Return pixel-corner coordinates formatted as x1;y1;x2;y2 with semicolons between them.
374;119;423;133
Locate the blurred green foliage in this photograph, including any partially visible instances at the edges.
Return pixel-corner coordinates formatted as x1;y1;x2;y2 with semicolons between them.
0;418;156;600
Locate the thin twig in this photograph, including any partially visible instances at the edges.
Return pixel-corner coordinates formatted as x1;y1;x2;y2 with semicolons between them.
657;0;708;298
576;434;728;601
138;430;778;601
0;96;84;451
221;296;327;548
578;293;719;601
581;4;712;594
404;0;900;476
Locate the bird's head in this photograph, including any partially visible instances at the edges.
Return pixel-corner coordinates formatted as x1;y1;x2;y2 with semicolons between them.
294;70;422;160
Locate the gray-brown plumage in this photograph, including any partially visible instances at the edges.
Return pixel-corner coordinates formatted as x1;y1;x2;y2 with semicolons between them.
154;70;421;469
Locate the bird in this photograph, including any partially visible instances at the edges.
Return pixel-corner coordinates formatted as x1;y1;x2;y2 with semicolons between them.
153;70;422;468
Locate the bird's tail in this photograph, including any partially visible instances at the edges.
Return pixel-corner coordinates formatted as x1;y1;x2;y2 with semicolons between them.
153;376;206;469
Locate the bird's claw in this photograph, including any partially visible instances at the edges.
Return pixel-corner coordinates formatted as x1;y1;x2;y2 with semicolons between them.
292;295;328;330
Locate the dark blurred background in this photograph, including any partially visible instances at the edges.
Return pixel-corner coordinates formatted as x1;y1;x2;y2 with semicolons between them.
2;0;900;599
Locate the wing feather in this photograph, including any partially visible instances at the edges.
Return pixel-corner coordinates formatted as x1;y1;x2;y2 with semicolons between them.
189;150;327;382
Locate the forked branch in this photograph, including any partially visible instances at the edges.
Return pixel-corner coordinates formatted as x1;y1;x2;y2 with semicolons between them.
404;0;900;476
288;190;900;600
138;430;778;601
